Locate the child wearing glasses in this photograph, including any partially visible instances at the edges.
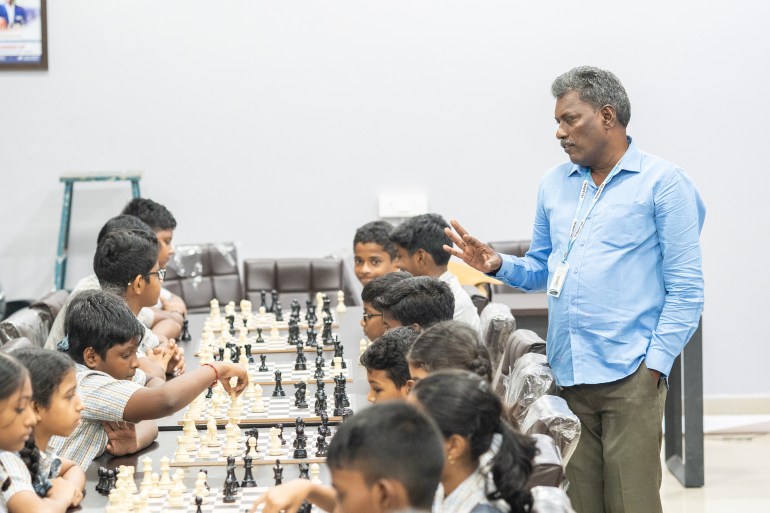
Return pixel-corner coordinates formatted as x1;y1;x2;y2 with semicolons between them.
360;271;411;342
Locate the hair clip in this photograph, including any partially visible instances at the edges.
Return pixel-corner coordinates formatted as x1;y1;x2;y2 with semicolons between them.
477;378;490;393
56;336;69;352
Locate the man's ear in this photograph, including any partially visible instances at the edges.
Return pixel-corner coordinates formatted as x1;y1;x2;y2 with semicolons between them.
374;478;412;513
601;104;617;129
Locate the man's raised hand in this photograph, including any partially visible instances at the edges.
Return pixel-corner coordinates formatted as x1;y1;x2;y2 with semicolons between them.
443;219;502;274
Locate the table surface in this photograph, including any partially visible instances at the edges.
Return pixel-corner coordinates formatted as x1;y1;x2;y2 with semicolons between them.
77;307;368;511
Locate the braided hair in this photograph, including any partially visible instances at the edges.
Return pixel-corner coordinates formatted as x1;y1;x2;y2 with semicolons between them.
412;370;536;513
407;320;493;382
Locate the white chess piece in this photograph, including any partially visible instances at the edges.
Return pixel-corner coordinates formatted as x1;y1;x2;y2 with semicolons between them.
359;338;369;359
198;433;212;458
140;456;153;492
248;436;259;458
194;473;209;498
252;383;266;413
336;290;347;313
310;463;322;484
270;326;280;340
333;356;342;371
173;469;187;492
167;471;185;507
148;473;163;498
159;456;173;490
268;427;283;456
174;435;190;462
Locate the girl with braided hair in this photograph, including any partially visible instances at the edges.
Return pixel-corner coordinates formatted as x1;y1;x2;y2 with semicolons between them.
407;321;493;383
0;348;84;512
410;370;536;513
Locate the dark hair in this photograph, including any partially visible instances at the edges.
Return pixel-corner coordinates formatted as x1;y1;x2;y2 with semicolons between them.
13;348;75;496
408;321;493;382
551;65;631;128
373;276;454;329
413;370;536;513
93;229;159;292
96;215;152;244
121;198;177;231
0;353;29;403
327;401;444;510
354;221;396;259
361;271;412;305
359;327;417;388
63;289;144;364
390;213;452;266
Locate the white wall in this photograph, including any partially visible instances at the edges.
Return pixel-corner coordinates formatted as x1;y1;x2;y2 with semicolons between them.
1;1;768;398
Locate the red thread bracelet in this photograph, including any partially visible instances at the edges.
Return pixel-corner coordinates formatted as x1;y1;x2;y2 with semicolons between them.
202;363;219;387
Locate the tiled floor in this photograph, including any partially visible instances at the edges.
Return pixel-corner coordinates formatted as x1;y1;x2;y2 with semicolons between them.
660;418;770;512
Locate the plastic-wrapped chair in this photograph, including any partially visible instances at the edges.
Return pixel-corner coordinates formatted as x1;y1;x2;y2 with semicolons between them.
0;290;68;349
493;329;547;397
521;395;581;465
504;353;556;425
0;337;34;353
530;486;576;513
164;242;243;312
527;434;565;489
480;303;516;373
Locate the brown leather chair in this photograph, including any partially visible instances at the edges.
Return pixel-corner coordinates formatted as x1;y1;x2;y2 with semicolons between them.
487;240;531;294
527;434;566;489
164;242;243;313
0;290;68;349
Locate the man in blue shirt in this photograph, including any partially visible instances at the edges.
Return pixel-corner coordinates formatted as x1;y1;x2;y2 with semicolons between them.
445;66;704;513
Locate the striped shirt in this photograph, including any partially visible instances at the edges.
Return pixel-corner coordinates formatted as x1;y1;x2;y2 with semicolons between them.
433;466;508;513
0;447;62;509
48;364;147;470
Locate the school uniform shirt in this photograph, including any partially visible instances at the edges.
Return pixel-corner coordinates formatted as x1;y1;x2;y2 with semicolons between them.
0;459;10;513
47;364;147;470
433;466;508;513
0;451;61;511
438;271;482;336
137;287;175;328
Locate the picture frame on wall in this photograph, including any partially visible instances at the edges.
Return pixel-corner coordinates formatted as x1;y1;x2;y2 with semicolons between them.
0;0;47;70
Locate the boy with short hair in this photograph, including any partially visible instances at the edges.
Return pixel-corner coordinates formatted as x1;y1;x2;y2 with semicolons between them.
359;327;417;403
353;221;399;286
360;271;411;342
390;214;481;334
49;289;247;470
373;276;454;332
122;198;187;340
251;401;444;513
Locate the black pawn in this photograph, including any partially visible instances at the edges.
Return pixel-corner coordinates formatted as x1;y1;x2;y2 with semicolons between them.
293;436;308;459
316;433;329;457
259;354;269;372
195;496;203;513
273;460;284;486
205;386;213;399
256;328;265;344
95;467;108;494
181;318;192;341
241;456;257;487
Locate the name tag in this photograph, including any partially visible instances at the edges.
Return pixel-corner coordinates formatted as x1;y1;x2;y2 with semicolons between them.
547;261;569;298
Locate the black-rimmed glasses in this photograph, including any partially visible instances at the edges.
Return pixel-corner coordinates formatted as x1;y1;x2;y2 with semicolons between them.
362;312;383;324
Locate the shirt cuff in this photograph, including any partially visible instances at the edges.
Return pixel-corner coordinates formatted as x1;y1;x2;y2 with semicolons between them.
645;348;674;378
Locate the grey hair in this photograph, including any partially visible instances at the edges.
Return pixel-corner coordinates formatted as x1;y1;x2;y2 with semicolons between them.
551;66;631;127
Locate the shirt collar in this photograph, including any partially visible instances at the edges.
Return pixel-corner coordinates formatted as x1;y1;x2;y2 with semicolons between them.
568;136;641;176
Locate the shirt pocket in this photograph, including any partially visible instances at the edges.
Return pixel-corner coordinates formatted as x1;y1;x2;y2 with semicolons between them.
593;203;650;248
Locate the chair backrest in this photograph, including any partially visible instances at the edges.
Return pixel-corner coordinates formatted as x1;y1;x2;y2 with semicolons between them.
521;395;581;465
0;290;68;349
530;486;576;513
243;257;360;311
487;240;530;294
527;434;565;489
493;328;547;397
504;353;556;425
480;303;516;372
164;242;243;312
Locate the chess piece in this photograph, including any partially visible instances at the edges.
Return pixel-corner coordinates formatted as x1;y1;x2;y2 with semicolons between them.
314;354;325;380
333;337;347;368
242;455;258;487
322;316;333;345
259;354;269;372
168;472;185;507
273;370;286;396
310;463;322;484
140;457;153;493
256;328;265;344
294;381;308;408
316;432;329;457
336;290;347;313
195;496;204;513
319;412;331;437
260;290;268;310
252;383;266;413
298;462;310;480
198;434;212;458
273;460;284;486
293;435;308;459
268;427;283;456
148;473;163;498
275;301;284;321
245;343;254;363
224;456;240;500
247;436;259;458
181;317;192;341
294;343;307;371
96;467;109;495
159;457;173;490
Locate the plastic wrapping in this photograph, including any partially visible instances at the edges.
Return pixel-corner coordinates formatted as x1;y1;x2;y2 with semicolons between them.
168;244;204;288
504;353;556;424
521;395;581;465
0;308;48;348
530;486;576;513
480;302;516;370
527;434;565;489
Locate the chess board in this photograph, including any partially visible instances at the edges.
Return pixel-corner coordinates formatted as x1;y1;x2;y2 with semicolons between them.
243;360;352;386
139;486;319;512
179;395;351;427
207;312;339;333
195;337;336;356
170;427;336;467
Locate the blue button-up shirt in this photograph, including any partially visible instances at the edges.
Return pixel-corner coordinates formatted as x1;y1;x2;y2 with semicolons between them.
495;138;705;386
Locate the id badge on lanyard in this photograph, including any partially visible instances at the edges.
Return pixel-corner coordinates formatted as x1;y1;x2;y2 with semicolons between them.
547;261;569;297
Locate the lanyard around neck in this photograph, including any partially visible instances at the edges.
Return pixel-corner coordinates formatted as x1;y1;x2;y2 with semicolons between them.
561;161;623;263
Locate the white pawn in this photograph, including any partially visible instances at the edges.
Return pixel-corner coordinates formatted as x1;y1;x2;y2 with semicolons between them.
310;463;322;484
148;473;163;498
198;433;212;458
194;472;209;498
268;427;283;456
206;416;218;439
316;292;324;313
159;456;173;490
336;290;347;313
333;356;342;371
252;383;266;413
173;469;187;492
359;338;368;359
140;456;153;493
270;326;280;340
167;472;185;507
248;436;259;458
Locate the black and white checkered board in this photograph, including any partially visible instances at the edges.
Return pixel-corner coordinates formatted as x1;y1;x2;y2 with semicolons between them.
170;427;336;467
242;360;351;386
179;395;349;427
207;312;338;332
138;486;319;512
196;336;336;356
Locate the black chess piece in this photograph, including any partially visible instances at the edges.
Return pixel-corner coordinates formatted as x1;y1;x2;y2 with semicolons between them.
316;432;329;457
227;314;236;336
298;462;310;480
293;418;306;448
294;381;308;408
277;423;286;445
259;354;269;372
322;316;333;345
273;369;286;397
217;347;225;361
293;435;308;459
205;385;213;399
95;467;108;494
333;337;347;368
294;343;307;371
106;469;116;494
230;346;239;363
270;290;279;313
223;456;239;503
241;456;257;487
245;343;254;363
305;300;312;321
319;412;331;437
195;496;203;513
314;389;327;415
260;290;268;310
314;355;325;380
181;318;192;341
298;502;312;513
256;328;265;344
273;460;284;486
275;302;283;321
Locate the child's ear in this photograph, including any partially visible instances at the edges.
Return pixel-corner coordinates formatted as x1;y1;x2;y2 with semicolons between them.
375;478;411;512
403;379;415;396
31;400;44;421
128;274;144;295
83;347;100;369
